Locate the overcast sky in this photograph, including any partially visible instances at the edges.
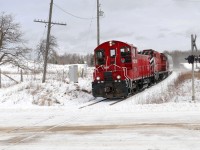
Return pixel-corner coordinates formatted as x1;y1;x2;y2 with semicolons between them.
1;0;200;55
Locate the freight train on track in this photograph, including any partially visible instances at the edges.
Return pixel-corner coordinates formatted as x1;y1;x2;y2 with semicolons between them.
92;40;173;99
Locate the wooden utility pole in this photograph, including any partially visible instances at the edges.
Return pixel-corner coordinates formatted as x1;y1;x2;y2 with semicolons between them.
34;0;66;83
96;0;104;46
0;31;2;88
97;0;100;46
0;30;2;48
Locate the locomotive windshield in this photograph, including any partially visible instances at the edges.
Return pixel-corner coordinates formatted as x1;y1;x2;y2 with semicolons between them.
95;49;105;65
110;49;116;57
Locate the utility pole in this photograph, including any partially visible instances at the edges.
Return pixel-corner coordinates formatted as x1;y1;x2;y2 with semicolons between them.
97;0;100;46
97;0;104;46
34;0;66;83
0;30;3;48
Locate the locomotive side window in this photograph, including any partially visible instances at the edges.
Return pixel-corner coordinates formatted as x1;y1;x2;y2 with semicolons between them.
110;49;116;57
120;47;131;63
96;50;105;65
132;48;136;57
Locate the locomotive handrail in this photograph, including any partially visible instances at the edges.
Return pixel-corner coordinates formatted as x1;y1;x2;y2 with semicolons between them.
105;56;108;71
122;67;131;88
94;65;105;77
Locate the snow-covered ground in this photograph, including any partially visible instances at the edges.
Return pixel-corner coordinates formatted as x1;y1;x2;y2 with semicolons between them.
0;63;200;150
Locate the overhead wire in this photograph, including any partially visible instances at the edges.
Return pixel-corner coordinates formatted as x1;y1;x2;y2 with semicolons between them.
53;2;97;54
53;3;96;20
41;25;47;40
84;0;97;52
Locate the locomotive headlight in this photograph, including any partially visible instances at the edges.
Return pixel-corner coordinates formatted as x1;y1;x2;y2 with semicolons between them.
96;76;100;81
117;75;121;79
109;41;112;46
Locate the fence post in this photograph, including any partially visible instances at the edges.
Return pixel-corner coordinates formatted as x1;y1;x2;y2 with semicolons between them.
21;69;23;82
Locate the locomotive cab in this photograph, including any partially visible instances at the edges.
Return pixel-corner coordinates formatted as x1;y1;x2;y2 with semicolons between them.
92;41;135;98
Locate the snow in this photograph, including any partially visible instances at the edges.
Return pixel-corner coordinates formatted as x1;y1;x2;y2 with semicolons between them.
181;62;200;71
0;63;200;150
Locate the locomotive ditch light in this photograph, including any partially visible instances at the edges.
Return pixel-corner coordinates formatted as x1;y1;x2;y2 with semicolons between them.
96;76;100;81
117;75;121;79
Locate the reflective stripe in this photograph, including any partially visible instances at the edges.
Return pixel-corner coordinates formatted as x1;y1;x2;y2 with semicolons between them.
150;57;154;65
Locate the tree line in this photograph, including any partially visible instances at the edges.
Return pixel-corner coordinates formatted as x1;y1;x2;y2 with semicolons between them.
35;35;94;66
165;50;199;68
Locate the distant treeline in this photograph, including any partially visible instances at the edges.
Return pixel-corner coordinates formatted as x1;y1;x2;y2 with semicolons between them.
165;50;200;68
48;53;94;66
48;50;199;68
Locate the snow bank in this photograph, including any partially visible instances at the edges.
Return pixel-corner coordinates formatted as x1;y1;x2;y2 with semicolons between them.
181;63;200;71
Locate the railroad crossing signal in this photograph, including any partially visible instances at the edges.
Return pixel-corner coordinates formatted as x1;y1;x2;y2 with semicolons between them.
185;55;200;64
185;55;195;64
185;34;199;102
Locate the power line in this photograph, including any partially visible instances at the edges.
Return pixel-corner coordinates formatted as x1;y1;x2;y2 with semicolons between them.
53;3;96;20
84;0;96;51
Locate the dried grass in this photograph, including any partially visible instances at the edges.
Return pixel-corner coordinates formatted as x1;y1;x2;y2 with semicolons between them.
146;72;200;104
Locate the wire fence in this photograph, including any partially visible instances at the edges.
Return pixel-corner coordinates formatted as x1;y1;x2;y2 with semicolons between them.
0;63;90;88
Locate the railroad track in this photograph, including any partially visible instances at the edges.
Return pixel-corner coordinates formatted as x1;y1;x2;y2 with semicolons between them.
79;86;150;109
79;98;108;109
79;97;128;109
109;98;126;105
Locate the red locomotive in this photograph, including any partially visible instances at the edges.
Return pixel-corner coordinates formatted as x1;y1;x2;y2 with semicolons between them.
92;40;173;99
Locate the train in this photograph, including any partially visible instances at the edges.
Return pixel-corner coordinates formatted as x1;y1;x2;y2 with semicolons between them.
92;40;173;99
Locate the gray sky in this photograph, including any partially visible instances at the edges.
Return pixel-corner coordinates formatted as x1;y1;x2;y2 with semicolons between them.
1;0;200;55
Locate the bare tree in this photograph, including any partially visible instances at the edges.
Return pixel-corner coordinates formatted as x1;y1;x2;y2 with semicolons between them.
0;12;29;67
36;35;58;63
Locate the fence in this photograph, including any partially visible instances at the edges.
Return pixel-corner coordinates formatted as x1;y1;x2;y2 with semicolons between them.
0;63;89;88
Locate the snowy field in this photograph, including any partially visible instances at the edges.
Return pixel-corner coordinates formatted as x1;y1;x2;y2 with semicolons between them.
0;63;200;150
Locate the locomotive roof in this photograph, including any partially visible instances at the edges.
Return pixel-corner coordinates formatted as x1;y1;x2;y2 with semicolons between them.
95;40;137;50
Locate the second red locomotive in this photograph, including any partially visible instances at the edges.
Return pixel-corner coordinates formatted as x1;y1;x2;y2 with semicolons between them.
92;40;173;99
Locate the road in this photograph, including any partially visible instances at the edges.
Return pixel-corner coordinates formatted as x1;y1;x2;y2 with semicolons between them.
0;106;200;150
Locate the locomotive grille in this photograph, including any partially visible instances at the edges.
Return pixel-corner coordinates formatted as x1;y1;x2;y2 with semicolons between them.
104;72;113;81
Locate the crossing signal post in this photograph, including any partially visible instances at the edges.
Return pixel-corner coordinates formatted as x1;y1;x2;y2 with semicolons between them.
185;34;198;102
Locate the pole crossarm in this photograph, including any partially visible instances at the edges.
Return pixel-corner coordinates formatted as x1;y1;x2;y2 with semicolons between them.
34;19;66;26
